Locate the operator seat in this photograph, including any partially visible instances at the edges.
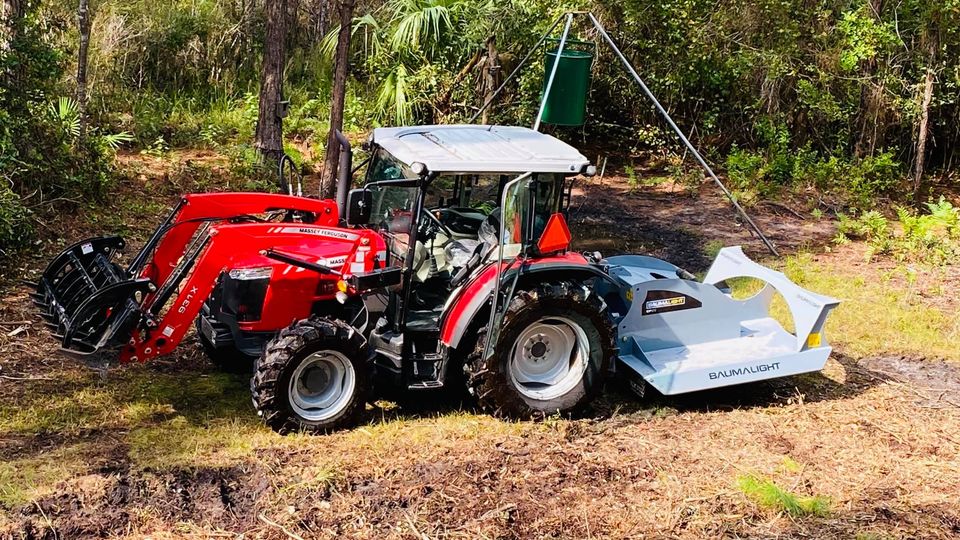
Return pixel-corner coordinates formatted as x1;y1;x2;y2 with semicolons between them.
446;209;501;288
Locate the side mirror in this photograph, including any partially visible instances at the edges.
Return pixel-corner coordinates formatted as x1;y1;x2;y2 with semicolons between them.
345;188;372;226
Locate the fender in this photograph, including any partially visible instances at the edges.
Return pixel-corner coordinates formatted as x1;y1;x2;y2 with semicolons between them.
439;252;616;350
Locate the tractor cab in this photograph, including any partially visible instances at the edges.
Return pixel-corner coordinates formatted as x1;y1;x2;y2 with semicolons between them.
344;125;593;390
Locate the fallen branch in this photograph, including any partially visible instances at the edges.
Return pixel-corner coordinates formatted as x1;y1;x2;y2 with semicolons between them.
0;374;53;381
257;513;304;540
760;200;806;220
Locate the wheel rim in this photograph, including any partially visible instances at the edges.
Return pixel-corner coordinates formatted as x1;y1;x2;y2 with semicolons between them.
508;316;590;401
288;350;356;422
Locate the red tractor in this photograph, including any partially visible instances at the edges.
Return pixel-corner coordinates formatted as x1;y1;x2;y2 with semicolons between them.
32;125;838;433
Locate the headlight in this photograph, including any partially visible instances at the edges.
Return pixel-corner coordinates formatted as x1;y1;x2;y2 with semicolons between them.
223;267;271;322
228;266;273;280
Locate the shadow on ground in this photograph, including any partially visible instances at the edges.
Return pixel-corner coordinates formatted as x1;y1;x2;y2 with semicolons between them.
569;179;836;271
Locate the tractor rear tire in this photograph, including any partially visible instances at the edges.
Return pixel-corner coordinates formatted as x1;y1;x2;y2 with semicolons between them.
465;281;615;418
251;317;369;434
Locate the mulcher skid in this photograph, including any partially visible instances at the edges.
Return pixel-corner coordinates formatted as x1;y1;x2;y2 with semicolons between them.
29;192;385;365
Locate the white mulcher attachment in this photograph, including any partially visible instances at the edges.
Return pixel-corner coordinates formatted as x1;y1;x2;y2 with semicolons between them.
611;247;840;395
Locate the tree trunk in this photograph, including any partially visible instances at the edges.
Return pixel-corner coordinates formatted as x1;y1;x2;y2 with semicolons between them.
76;0;91;139
255;0;288;165
481;36;498;125
1;0;23;51
2;0;23;89
913;49;936;193
321;0;355;199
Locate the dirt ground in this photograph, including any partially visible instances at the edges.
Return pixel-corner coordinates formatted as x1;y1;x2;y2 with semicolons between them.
1;154;958;539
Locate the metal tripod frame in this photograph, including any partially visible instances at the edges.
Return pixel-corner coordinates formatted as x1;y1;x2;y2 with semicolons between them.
470;11;780;256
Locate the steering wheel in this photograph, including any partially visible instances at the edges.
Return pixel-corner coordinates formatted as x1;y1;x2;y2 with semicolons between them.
419;208;455;240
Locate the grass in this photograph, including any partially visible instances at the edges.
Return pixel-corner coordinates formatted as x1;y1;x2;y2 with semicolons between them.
0;367;270;505
736;473;831;517
725;250;959;361
779;252;959;361
0;444;96;507
0;361;529;507
0;368;250;436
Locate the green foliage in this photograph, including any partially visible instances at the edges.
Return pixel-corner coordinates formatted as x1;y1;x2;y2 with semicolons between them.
725;122;902;206
22;0;960;211
48;96;81;137
736;473;831;517
836;198;960;264
894;198;960;264
0;5;125;256
141;136;170;158
836;8;898;72
0;185;33;255
624;163;639;190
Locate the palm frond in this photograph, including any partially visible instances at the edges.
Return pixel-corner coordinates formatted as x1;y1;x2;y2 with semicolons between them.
320;13;384;62
101;131;135;150
48;97;81;138
376;64;411;125
388;0;459;52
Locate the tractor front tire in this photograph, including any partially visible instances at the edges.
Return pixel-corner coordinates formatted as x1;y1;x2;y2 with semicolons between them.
465;281;615;418
251;317;369;434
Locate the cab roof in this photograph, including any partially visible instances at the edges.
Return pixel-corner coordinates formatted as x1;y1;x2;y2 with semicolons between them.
370;125;591;175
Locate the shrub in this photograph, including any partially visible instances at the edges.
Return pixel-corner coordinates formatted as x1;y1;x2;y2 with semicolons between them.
0;185;33;255
835;197;960;264
0;6;125;256
726;143;903;207
737;473;831;517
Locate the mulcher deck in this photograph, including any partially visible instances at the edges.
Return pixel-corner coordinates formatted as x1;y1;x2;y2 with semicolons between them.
610;247;839;395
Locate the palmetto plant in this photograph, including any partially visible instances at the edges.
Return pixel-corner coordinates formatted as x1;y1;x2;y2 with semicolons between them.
376;64;411;125
388;0;466;53
324;0;495;124
47;96;134;150
49;97;82;138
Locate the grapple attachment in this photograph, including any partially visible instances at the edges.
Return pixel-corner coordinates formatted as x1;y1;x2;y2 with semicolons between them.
28;236;152;361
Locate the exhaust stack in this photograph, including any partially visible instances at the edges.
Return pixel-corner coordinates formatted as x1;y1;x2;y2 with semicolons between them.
333;130;352;218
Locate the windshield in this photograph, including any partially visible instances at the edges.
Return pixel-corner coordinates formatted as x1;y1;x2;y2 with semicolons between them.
367;148;413;183
364;146;569;266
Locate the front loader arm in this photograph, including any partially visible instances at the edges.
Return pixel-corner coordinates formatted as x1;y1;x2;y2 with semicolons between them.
136;193;340;289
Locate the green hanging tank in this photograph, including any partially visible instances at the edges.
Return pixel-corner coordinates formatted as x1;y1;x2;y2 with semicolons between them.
541;40;594;126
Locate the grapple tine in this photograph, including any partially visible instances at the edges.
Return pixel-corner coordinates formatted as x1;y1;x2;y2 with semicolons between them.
38;236;126;285
58;278;154;355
